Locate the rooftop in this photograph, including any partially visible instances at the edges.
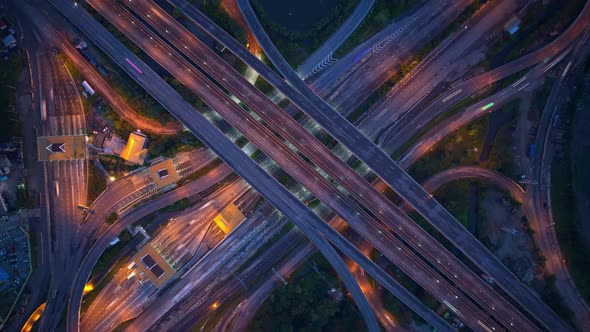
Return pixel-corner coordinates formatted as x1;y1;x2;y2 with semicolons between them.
120;131;148;165
148;159;180;188
214;203;246;234
132;244;175;288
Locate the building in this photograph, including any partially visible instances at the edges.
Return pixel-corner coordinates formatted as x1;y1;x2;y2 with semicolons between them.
2;35;15;48
504;16;521;35
120;131;148;165
148;159;180;188
132;244;175;288
213;204;246;234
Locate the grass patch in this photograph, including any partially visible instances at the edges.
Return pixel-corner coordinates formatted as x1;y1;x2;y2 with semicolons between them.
551;147;590;302
0;52;24;143
82;247;133;313
251;0;359;67
105;212;119;225
486;0;586;66
199;0;247;45
540;275;575;323
87;161;107;205
254;76;274;95
248;253;366;332
347;1;484;123
336;0;420;57
408;116;487;183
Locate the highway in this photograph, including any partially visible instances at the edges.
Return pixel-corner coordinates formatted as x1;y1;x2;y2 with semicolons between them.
80;0;493;329
313;0;473;112
405;166;526;212
167;0;557;329
99;1;528;329
396;59;560;168
128;204;288;331
233;0;585;329
47;1;462;331
51;0;588;330
360;0;516;137
374;1;590;154
97;0;471;327
35;27;88;331
19;1;182;135
295;0;375;79
168;165;528;331
81;177;250;332
525;37;590;330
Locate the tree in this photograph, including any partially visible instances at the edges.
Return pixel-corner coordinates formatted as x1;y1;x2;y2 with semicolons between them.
106;212;119;225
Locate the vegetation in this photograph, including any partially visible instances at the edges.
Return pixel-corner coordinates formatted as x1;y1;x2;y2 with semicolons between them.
160;198;191;213
254;76;274;95
101;104;201;159
540;276;575;323
83;237;133;313
87;160;107;205
80;3;176;123
199;0;247;45
336;0;420;57
251;0;359;66
551;59;590;304
486;0;586;66
408;116;487;183
347;70;402;123
105;212;119;225
347;1;485;123
0;52;24;143
98;155;140;179
248;254;366;331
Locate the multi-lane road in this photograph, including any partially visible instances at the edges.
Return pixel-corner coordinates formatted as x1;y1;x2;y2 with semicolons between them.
25;0;590;330
295;0;375;79
50;1;453;331
89;1;533;330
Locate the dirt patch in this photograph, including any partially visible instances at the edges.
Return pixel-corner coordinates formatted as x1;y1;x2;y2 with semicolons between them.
480;189;536;282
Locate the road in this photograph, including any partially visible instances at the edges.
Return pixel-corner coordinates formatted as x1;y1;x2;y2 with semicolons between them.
75;1;387;329
295;0;375;79
81;177;250;332
100;1;529;330
525;37;590;330
375;0;590;154
49;1;456;331
396;58;562;168
185;0;566;329
313;0;473;113
360;0;517;137
175;165;528;331
407;166;526;210
33;23;88;332
19;1;182;135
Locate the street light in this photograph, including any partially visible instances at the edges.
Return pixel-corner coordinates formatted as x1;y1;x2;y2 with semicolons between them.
109;176;116;182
